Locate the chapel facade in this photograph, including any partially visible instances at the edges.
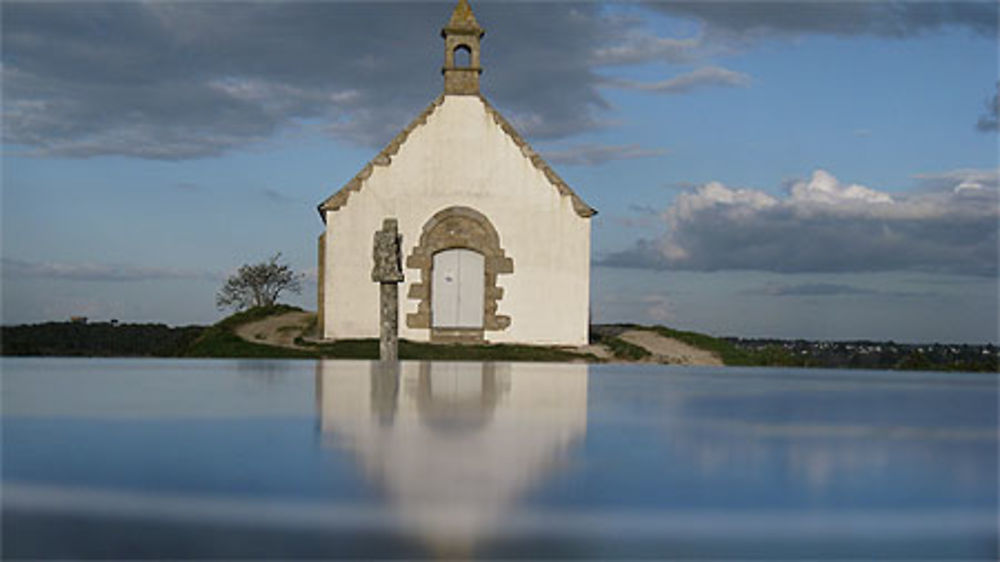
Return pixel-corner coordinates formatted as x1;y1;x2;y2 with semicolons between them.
316;0;595;346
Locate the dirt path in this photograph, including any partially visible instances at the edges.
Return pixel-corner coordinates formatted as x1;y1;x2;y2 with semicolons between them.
234;312;722;366
619;329;724;366
235;311;315;349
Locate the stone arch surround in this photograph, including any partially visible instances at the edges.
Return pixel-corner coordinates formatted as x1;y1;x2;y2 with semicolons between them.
406;206;513;341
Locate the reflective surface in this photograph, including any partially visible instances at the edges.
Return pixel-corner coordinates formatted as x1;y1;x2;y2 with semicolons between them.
3;358;997;559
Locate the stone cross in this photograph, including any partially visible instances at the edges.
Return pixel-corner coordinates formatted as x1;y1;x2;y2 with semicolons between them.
372;218;404;361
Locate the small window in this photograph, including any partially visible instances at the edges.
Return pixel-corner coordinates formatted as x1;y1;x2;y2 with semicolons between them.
453;45;472;68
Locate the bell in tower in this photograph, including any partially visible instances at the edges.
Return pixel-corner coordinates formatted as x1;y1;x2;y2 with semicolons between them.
441;0;485;95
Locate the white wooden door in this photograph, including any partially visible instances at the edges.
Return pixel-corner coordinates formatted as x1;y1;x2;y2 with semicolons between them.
432;249;485;328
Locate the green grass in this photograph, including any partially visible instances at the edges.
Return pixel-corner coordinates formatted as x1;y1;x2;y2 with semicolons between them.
591;332;651;361
401;340;593;362
185;308;805;366
299;337;595;362
213;304;303;331
186;305;596;362
184;329;318;358
183;305;317;359
593;323;804;367
649;325;805;367
185;307;817;366
26;304;987;371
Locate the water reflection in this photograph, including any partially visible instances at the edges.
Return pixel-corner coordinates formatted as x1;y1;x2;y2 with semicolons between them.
2;360;994;558
235;359;296;383
661;376;998;501
316;360;588;556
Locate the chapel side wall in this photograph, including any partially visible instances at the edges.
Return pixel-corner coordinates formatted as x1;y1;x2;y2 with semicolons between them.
322;96;590;346
317;231;326;335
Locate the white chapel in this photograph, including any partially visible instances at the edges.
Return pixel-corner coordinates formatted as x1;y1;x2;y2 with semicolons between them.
316;0;595;346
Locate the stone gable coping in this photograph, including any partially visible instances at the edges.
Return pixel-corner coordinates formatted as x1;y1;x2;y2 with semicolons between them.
317;94;597;221
477;95;597;218
317;95;446;218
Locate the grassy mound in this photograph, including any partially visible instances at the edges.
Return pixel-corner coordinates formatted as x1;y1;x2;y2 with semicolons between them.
185;308;797;365
589;331;651;361
186;306;595;362
649;325;804;367
593;323;804;367
183;305;316;359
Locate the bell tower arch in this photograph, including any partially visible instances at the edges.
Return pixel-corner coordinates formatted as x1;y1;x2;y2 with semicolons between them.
441;0;485;95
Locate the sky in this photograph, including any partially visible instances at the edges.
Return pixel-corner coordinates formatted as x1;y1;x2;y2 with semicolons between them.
2;0;998;344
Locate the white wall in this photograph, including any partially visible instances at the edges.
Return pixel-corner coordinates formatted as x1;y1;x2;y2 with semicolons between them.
322;95;591;346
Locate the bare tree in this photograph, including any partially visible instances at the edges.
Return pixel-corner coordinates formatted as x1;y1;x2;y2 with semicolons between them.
216;253;303;311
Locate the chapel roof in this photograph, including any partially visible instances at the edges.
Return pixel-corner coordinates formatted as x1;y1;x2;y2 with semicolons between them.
317;94;596;220
317;2;595;221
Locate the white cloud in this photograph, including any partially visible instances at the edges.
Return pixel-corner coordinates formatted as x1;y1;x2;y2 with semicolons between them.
1;258;218;282
1;3;631;159
600;169;1000;276
609;66;751;94
542;143;668;166
913;168;999;193
645;2;997;40
744;282;928;299
592;32;702;66
4;2;993;161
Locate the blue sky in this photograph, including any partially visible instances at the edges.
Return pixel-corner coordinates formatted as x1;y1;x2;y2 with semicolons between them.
3;1;998;343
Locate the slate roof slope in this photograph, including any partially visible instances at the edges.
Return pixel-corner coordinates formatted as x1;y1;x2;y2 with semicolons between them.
317;95;597;221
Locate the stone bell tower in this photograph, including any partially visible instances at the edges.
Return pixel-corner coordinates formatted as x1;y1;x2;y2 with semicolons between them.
441;0;484;95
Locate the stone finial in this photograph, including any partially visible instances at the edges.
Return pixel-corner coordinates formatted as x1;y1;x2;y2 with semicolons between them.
444;0;483;35
372;218;404;283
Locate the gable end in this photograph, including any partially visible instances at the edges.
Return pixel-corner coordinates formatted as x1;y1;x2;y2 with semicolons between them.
317;95;447;221
478;95;596;219
317;94;597;221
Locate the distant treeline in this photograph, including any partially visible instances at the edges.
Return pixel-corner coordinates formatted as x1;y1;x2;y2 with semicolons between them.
726;338;1000;373
595;324;999;373
1;321;205;357
3;317;998;373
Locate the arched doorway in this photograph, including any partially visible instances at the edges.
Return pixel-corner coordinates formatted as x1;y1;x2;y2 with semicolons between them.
406;206;513;343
